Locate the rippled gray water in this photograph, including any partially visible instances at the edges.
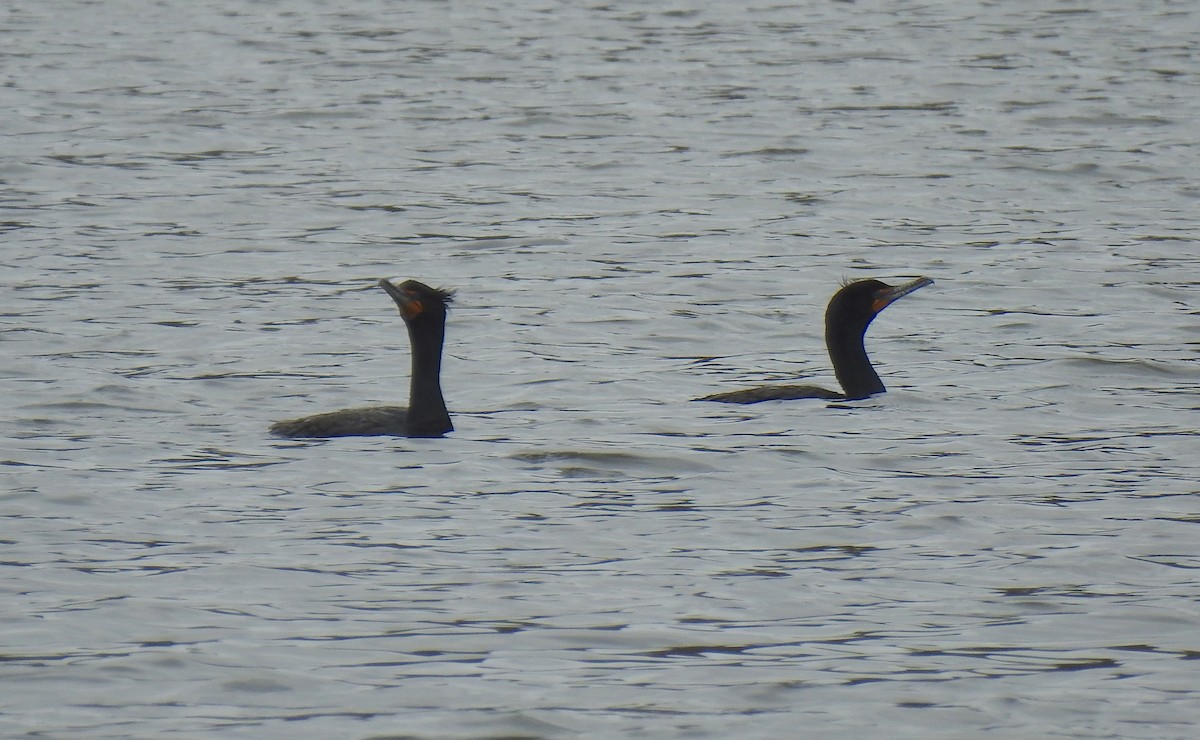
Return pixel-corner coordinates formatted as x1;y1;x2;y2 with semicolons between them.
4;1;1198;737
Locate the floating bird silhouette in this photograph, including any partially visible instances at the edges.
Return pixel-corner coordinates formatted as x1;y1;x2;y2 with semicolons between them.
270;279;454;438
699;277;933;403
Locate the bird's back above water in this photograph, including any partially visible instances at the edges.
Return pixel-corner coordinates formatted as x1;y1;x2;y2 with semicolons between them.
268;405;415;438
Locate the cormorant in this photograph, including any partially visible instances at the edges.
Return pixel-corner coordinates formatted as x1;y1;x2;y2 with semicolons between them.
699;277;933;403
270;278;454;438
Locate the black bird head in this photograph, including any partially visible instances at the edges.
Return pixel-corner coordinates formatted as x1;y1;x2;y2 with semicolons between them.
379;279;455;327
827;277;933;333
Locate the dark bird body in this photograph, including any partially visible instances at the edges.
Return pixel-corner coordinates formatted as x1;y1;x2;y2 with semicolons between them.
700;277;933;403
270;279;454;438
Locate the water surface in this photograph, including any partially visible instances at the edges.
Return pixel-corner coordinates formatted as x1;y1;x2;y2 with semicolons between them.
3;1;1198;737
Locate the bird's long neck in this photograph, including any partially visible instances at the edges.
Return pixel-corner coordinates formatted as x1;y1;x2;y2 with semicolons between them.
406;322;452;436
826;318;884;400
